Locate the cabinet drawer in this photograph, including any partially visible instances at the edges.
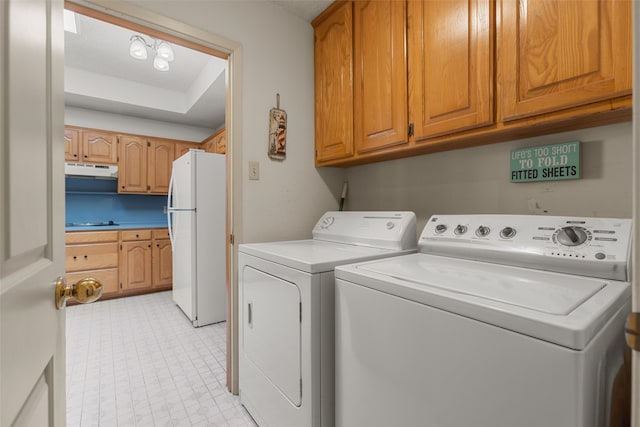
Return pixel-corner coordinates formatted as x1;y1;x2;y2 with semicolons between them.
66;231;118;244
66;243;118;272
66;268;119;296
121;229;152;241
152;229;170;240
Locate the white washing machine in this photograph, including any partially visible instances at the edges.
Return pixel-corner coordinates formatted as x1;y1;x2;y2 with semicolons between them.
238;211;417;427
335;214;632;427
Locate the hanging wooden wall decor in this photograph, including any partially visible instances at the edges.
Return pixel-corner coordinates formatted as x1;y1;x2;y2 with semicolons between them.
268;93;287;160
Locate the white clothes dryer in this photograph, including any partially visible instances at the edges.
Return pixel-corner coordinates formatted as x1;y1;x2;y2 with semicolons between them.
335;214;632;427
238;211;417;427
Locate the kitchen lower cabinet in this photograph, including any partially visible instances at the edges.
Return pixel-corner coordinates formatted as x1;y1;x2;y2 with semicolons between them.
120;229;153;292
65;229;172;302
65;231;119;300
152;229;172;289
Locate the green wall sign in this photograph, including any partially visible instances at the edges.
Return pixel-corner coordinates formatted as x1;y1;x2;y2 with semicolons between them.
510;141;581;183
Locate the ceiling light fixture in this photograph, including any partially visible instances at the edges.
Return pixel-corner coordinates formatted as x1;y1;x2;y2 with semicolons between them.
129;35;174;71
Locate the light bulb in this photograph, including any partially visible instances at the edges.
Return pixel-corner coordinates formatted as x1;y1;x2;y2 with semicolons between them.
129;37;147;60
154;56;170;71
156;41;174;62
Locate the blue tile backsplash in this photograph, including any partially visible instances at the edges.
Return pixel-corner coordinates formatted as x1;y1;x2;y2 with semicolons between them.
66;177;167;226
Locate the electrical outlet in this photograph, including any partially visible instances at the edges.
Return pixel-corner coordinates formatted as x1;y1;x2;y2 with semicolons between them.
249;161;260;180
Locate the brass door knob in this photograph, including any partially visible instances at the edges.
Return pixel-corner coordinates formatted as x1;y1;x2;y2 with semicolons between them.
55;277;103;309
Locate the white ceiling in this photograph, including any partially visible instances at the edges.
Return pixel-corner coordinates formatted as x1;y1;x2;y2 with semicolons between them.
64;1;332;130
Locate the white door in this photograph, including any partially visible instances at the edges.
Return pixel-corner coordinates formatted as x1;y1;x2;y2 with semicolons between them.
0;0;66;425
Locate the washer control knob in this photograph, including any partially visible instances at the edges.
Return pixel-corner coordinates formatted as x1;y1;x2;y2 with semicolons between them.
595;252;606;260
435;224;448;234
475;226;490;237
320;216;335;229
454;225;467;235
557;226;588;246
386;221;395;230
500;227;516;239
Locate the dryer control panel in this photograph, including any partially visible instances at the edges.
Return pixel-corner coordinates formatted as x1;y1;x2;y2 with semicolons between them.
312;211;417;251
420;214;632;281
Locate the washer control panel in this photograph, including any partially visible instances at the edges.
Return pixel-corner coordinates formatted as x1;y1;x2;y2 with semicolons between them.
420;214;632;281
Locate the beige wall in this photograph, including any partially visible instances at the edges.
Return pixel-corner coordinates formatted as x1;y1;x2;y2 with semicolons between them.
345;122;633;235
119;0;346;242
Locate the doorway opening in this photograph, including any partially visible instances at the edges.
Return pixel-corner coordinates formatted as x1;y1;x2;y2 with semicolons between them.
62;2;240;420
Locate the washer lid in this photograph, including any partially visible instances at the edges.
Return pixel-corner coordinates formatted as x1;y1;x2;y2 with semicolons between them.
336;253;630;350
239;240;414;273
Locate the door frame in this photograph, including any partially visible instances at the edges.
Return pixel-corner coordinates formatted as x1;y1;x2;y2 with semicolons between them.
65;0;244;393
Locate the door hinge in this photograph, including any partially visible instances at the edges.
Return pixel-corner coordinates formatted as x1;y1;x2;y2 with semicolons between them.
119;282;122;289
230;234;234;244
147;185;151;190
299;302;302;322
147;141;151;147
117;136;120;143
408;123;414;137
119;244;122;250
625;312;640;351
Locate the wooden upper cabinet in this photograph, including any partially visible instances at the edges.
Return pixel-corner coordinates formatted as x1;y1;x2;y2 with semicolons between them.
64;128;80;161
118;135;148;193
216;131;227;154
175;142;199;158
148;139;175;194
408;0;493;141
354;0;408;153
313;1;354;163
81;130;118;164
500;0;632;121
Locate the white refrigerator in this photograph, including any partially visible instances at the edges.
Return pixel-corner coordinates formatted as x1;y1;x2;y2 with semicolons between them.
167;149;226;327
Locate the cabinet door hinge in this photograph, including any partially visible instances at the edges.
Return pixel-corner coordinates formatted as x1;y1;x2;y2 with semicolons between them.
315;149;317;159
119;244;122;250
117;136;120;143
119;282;122;289
147;141;151;147
626;312;640;351
147;185;151;191
408;123;414;137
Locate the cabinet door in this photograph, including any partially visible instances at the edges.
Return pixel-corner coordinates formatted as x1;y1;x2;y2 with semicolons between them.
408;0;493;141
118;135;148;193
203;134;219;153
152;239;172;288
81;130;118;164
216;131;227;154
64;128;80;161
175;142;199;159
313;1;354;163
354;0;407;153
120;241;152;291
149;139;175;194
500;0;632;121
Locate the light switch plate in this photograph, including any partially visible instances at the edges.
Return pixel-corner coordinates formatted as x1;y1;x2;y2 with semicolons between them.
249;161;259;180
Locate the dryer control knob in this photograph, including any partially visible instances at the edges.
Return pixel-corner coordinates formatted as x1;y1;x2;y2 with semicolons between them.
454;225;467;235
500;227;516;239
557;226;588;246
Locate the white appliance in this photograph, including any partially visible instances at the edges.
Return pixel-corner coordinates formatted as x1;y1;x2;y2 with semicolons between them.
334;214;632;427
167;149;226;327
238;211;418;427
65;162;118;178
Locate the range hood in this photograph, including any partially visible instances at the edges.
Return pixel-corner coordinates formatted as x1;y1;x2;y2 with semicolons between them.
65;162;118;179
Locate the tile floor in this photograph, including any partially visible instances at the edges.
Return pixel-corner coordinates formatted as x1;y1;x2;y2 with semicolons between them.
66;291;257;427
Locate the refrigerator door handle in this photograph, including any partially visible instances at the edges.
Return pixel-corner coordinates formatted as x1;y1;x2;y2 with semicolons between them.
167;170;176;247
167;169;175;209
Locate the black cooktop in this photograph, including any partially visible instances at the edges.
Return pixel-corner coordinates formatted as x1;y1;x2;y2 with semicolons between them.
65;220;119;227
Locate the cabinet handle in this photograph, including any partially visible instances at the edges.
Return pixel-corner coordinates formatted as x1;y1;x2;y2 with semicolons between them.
156;244;160;247
83;155;87;158
248;302;253;327
148;244;151;248
136;234;139;238
73;154;78;157
84;255;88;259
73;256;77;260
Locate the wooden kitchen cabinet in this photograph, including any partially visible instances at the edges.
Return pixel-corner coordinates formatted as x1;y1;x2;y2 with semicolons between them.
65;231;119;299
500;0;632;122
313;0;632;167
152;229;172;288
202;128;226;154
175;141;199;158
215;130;227;154
313;1;354;163
353;0;408;154
120;230;153;292
81;130;118;164
118;135;148;193
64;128;80;161
148;139;175;194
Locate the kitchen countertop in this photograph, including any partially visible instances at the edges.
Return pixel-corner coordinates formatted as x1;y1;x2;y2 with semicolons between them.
65;222;168;232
